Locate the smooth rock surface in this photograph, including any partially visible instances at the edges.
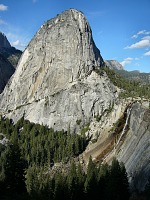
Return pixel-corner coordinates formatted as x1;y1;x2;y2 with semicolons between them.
83;102;150;191
116;103;150;191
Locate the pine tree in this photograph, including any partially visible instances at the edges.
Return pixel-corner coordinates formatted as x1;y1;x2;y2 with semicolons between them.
67;159;77;200
105;158;129;200
84;156;97;200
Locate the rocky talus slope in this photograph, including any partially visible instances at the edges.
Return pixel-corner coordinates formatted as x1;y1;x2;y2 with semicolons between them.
0;9;117;133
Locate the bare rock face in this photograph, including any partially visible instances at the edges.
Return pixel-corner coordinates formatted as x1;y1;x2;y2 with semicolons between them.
116;103;150;191
83;101;150;191
105;60;124;70
0;9;116;132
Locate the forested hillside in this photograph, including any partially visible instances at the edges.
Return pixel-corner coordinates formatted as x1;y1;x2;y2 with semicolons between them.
114;69;150;84
0;116;130;200
101;67;150;99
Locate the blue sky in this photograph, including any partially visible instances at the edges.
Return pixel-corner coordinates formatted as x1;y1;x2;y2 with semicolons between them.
0;0;150;72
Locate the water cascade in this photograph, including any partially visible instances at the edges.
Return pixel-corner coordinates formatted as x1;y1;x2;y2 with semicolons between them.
102;104;133;162
115;106;132;147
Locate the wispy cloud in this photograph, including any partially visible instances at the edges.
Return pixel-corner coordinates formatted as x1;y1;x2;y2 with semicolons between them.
120;57;134;67
144;51;150;56
12;40;20;46
11;40;27;50
125;34;150;49
10;37;28;50
125;39;150;49
0;4;8;11
6;32;29;50
11;40;25;48
132;30;150;39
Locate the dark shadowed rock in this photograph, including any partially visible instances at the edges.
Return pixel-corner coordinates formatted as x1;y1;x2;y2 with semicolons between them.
0;54;15;93
0;32;22;93
0;32;11;49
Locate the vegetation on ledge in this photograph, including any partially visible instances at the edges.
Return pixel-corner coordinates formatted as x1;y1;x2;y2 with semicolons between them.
97;67;150;99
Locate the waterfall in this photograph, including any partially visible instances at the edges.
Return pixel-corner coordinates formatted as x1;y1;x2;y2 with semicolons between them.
115;106;132;147
102;104;132;162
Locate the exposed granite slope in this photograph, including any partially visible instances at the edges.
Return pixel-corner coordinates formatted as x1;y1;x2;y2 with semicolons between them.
116;103;150;191
0;9;116;133
83;101;150;191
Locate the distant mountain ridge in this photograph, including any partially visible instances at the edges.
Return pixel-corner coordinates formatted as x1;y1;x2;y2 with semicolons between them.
0;32;22;93
105;59;150;84
0;32;11;49
0;32;22;68
105;60;124;70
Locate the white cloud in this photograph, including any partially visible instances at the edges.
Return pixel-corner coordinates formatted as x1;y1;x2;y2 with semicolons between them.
120;57;134;67
11;39;26;49
0;4;8;11
142;35;150;40
12;40;20;46
131;30;149;39
132;35;138;39
144;51;150;56
132;30;147;38
126;31;150;50
125;39;150;49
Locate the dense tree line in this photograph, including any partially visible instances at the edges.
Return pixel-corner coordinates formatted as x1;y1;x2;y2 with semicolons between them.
0;116;88;166
25;157;130;200
0;116;131;200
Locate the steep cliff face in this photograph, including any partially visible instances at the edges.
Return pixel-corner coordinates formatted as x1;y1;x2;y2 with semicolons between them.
0;9;116;132
116;103;150;191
